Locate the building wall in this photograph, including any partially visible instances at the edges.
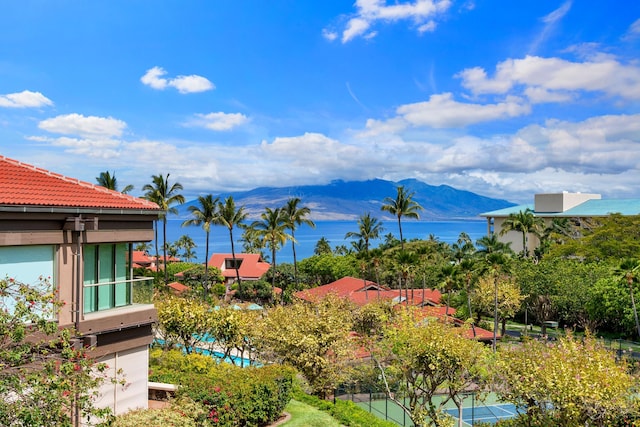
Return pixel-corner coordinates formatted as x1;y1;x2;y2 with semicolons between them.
534;192;600;213
492;217;542;255
96;346;150;416
0;210;157;418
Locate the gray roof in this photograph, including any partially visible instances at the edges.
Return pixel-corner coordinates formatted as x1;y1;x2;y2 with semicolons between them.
480;199;640;218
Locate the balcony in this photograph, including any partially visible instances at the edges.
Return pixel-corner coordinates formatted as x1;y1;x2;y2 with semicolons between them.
80;276;157;335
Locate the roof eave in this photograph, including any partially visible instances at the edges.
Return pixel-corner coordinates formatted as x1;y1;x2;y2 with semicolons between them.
0;205;161;216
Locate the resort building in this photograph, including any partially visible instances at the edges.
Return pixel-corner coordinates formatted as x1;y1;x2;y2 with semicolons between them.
207;253;271;286
0;156;160;416
294;276;443;307
480;192;640;254
294;276;494;341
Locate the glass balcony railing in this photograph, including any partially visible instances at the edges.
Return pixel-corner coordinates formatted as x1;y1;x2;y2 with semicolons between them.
83;276;155;313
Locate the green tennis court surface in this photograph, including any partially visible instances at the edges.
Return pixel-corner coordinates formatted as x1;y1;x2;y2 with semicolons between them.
354;394;519;426
445;403;519;426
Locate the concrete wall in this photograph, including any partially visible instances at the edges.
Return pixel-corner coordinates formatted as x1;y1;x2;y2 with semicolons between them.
534;193;600;213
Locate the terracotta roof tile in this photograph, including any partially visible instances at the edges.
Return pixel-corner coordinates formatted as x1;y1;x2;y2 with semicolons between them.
208;253;271;279
294;277;443;307
0;156;159;210
168;282;190;294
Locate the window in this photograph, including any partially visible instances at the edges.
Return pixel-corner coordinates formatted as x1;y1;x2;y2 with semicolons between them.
224;258;243;270
0;245;55;318
83;243;130;313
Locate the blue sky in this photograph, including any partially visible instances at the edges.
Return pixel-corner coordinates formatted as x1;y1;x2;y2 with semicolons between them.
1;0;639;203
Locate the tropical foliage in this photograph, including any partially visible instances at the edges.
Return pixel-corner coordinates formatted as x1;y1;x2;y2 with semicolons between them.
143;173;185;284
381;185;423;251
374;308;489;427
494;333;639;427
148;349;295;427
0;277;116;426
256;295;357;397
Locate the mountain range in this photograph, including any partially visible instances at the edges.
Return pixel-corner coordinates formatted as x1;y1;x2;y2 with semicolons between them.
179;179;515;221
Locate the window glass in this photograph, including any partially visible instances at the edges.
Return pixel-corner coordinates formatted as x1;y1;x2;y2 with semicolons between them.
0;246;55;317
84;244;131;313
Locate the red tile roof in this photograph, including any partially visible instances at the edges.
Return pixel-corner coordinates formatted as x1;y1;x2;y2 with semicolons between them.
208;253;271;279
132;251;155;266
294;276;443;307
0;156;159;210
294;276;381;303
168;282;190;294
395;288;443;306
412;307;496;341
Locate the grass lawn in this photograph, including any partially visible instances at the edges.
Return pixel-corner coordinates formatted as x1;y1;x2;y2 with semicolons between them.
280;399;343;427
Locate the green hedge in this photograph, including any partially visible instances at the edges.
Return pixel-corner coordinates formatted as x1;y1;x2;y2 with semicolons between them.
148;349;294;427
113;397;206;427
292;389;398;427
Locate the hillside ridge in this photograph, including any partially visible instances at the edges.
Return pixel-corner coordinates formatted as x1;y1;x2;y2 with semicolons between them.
179;179;516;221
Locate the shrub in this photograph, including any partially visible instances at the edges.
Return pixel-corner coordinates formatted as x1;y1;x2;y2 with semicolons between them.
113;397;207;427
292;389;398;427
149;349;295;427
149;348;218;382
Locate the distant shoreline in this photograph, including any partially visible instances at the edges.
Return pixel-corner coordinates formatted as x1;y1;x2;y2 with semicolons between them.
162;218;488;264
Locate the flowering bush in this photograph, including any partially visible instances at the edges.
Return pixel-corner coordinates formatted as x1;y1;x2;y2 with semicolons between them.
149;349;295;426
0;276;115;426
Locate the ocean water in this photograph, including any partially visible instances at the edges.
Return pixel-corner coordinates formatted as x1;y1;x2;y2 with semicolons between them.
156;219;488;264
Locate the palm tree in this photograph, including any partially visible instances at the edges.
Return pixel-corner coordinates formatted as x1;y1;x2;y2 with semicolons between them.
345;213;384;257
217;196;248;293
395;250;419;307
250;207;290;301
166;242;180;258
282;197;315;286
381;186;423;251
176;234;196;262
143;174;185;285
617;258;640;338
459;258;478;337
96;171;134;194
450;232;475;264
478;252;511;352
240;226;265;256
134;242;152;253
440;263;460;322
314;237;332;255
182;245;196;263
182;194;219;295
475;234;512;255
499;208;544;257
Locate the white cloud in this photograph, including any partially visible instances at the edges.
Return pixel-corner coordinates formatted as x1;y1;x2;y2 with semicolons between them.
38;114;126;137
170;74;215;94
343;18;371;42
140;66;214;93
396;93;531;128
140;66;168;90
322;29;338;41
623;18;640;40
530;1;572;54
24;110;640;203
457;55;640;100
523;87;573;104
359;117;408;136
542;0;572;25
0;90;53;108
417;20;437;33
331;0;452;43
33;114;127;159
191;112;249;131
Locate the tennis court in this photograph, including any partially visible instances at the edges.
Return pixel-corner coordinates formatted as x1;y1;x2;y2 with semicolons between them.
351;393;519;426
445;403;519;426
